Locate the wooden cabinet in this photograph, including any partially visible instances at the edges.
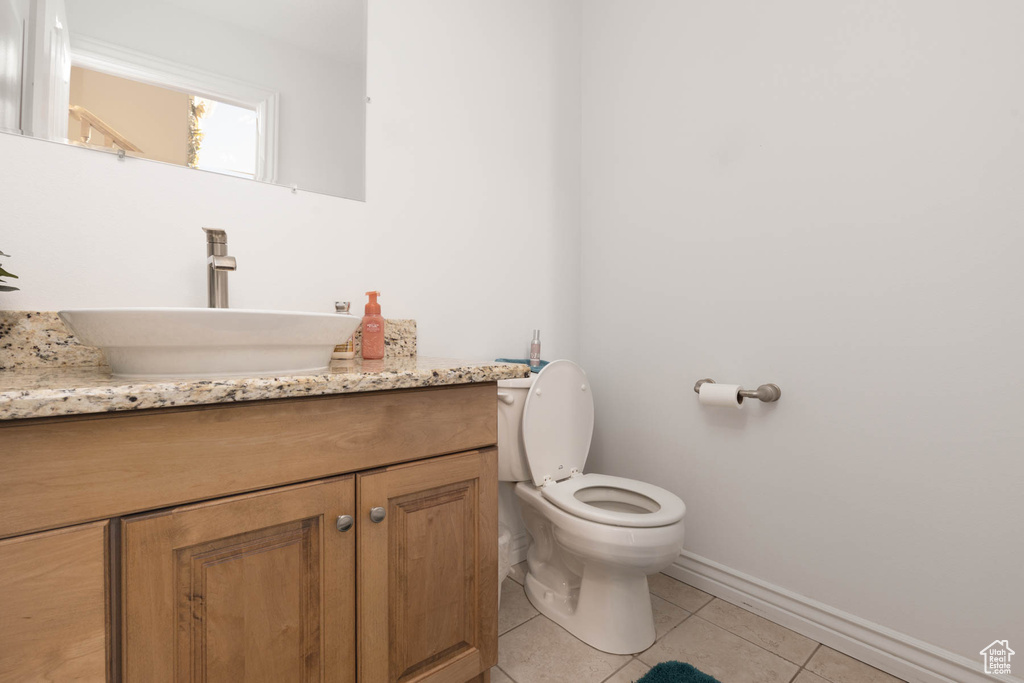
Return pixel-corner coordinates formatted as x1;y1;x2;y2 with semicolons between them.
122;476;356;682
0;521;110;682
1;384;499;683
358;449;498;683
119;451;498;683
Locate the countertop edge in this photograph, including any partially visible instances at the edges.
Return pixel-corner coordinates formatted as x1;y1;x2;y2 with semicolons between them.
0;359;532;422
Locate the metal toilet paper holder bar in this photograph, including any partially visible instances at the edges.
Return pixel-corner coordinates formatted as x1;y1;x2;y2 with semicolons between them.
693;378;782;403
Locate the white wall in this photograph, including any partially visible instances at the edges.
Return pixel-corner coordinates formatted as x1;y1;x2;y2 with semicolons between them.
0;0;581;362
580;0;1023;666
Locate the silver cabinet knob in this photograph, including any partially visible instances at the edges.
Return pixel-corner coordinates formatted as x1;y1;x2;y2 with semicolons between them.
336;515;354;532
369;506;386;523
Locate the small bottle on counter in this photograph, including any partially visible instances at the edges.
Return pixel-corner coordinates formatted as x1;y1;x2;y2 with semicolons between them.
529;329;541;369
332;301;356;360
362;291;385;360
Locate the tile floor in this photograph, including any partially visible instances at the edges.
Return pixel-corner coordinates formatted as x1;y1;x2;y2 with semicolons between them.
493;562;906;683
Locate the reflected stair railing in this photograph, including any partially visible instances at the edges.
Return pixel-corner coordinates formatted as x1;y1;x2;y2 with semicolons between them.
68;105;143;154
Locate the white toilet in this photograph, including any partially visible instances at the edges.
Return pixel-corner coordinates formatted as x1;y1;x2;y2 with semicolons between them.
497;360;687;655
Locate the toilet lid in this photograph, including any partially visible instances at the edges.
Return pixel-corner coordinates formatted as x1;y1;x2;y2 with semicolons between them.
521;360;594;487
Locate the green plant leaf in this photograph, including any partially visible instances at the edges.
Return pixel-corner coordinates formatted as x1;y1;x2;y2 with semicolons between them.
0;250;10;257
0;284;19;292
0;267;18;279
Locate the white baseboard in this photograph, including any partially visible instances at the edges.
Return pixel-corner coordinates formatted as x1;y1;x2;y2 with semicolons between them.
666;551;1021;683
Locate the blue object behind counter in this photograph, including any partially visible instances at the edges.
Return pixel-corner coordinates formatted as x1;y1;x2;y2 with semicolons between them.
495;358;549;373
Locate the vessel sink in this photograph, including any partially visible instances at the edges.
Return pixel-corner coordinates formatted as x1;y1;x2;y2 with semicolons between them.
58;308;362;379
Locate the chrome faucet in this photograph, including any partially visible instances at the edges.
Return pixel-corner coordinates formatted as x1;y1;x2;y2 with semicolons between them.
203;228;236;308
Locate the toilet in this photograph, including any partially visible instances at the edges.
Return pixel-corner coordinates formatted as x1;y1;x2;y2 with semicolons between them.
497;360;686;655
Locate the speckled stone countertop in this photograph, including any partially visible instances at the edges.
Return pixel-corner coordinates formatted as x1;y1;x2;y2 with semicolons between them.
0;357;531;421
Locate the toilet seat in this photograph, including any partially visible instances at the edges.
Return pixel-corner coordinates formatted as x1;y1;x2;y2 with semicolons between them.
540;473;686;528
521;360;594;487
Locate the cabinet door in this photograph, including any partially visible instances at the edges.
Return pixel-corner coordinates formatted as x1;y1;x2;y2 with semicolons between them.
122;476;356;683
0;521;110;682
358;449;498;683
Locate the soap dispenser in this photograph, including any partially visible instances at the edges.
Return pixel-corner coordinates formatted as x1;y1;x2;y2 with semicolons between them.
361;291;385;360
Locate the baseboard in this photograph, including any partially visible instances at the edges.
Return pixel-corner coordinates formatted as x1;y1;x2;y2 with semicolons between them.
508;530;530;566
666;551;1021;683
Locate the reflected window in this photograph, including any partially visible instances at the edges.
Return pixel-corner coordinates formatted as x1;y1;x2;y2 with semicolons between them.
190;97;256;179
67;66;257;178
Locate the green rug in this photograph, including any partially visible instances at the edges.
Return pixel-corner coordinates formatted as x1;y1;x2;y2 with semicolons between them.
636;661;722;683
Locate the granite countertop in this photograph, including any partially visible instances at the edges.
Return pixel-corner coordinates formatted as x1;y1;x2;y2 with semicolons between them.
0;357;531;421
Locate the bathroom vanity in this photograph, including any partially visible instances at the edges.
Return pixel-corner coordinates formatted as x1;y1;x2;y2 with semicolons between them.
0;352;528;682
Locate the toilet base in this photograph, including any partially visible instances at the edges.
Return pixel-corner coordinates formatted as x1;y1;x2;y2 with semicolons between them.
523;563;657;655
514;481;685;655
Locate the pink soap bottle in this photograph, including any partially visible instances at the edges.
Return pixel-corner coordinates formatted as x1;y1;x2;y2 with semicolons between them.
361;291;385;360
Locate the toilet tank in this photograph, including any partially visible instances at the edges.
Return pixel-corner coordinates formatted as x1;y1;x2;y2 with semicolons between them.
496;375;535;482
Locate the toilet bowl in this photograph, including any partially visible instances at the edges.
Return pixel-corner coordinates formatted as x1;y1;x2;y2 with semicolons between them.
498;360;686;654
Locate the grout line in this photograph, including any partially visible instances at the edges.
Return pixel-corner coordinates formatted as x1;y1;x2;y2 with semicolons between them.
599;656;636;683
498;611;539;638
649;594;715;614
508;563;526;586
497;582;541;636
648;590;702;612
650;596;694;624
650;574;715;613
683;614;816;671
714;598;820;667
693;596;716;617
497;665;516;683
802;645;906;683
498;612;543;640
801;641;823;668
802;644;829;681
637;609;694;667
657;608;694;645
687;598;825;670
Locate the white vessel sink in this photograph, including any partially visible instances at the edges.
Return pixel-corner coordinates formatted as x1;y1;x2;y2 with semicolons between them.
58;308;362;379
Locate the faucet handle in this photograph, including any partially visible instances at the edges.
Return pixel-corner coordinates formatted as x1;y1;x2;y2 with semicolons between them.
202;227;227;244
208;255;237;271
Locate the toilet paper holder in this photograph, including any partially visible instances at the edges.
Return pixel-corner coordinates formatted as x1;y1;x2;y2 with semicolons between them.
693;378;782;403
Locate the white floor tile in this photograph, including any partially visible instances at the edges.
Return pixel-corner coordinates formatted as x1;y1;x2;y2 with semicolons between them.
602;658;651;683
499;580;539;635
498;615;630;683
490;666;515;683
639;616;799;683
697;598;818;665
647;573;713;612
806;646;906;683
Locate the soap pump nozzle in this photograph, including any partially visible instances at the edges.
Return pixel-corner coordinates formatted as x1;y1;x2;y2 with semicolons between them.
364;290;381;315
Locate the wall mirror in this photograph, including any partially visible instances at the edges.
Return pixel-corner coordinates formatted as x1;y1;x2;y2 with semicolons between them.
0;0;366;199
